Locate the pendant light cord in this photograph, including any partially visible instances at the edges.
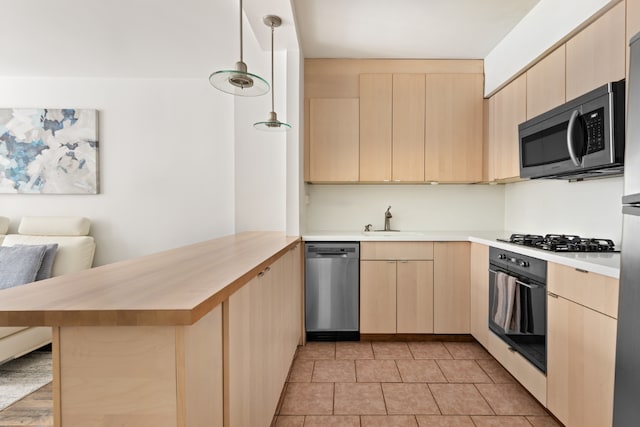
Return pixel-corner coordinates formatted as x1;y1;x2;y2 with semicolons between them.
271;23;275;113
239;0;243;62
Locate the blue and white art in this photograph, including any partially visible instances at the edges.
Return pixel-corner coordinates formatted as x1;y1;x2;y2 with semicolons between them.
0;109;98;194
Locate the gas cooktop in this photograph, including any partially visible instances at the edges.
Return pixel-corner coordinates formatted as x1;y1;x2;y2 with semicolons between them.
497;233;618;253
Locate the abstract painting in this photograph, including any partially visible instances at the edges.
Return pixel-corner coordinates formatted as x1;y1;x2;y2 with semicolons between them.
0;108;98;194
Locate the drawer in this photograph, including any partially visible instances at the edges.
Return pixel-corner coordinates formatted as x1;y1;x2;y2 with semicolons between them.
486;330;547;406
360;241;434;260
548;263;618;318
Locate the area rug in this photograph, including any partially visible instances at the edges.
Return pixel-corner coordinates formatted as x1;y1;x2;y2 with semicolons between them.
0;351;52;411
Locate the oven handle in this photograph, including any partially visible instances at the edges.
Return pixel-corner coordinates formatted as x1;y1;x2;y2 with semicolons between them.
488;269;543;289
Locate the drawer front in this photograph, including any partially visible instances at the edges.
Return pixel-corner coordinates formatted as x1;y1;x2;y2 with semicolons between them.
360;241;434;260
548;263;619;318
486;330;547;406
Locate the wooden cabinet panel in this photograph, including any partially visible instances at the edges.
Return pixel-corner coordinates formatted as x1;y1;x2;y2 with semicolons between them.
309;98;359;182
548;263;619;318
360;260;397;333
227;250;301;427
526;45;566;119
397;260;434;333
628;0;640;81
393;74;426;182
360;74;393;181
360;241;434;260
547;293;617;427
425;74;483;182
433;242;470;333
469;243;489;348
566;2;626;100
491;74;526;181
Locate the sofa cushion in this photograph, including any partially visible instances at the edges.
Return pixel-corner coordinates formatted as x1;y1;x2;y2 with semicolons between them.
18;216;90;236
0;245;47;290
2;235;94;277
14;244;58;281
0;217;8;234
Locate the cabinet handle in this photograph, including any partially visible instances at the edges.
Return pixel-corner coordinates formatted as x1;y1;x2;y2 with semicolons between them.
508;347;517;353
265;266;271;272
399;260;408;263
575;268;589;274
387;261;395;264
548;292;559;299
258;271;265;278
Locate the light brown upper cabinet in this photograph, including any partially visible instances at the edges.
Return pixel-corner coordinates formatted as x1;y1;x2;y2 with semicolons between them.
629;0;640;80
566;2;625;100
393;74;426;182
490;74;526;181
526;45;566;119
425;74;483;182
308;98;359;182
359;74;393;182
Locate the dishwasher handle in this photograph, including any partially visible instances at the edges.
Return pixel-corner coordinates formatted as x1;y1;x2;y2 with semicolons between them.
315;252;349;257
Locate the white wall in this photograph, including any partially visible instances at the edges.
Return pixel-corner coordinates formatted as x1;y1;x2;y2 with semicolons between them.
484;0;616;95
0;0;241;266
504;177;624;244
0;78;236;266
304;184;505;232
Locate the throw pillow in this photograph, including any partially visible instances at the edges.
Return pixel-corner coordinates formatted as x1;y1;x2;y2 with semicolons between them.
0;245;47;290
13;244;59;281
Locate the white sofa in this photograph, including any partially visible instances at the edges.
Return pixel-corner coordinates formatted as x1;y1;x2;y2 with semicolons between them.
0;216;95;364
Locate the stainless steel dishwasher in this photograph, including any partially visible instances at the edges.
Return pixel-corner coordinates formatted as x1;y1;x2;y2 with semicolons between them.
305;242;359;341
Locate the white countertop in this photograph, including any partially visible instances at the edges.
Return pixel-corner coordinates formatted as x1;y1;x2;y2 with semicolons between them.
302;230;620;279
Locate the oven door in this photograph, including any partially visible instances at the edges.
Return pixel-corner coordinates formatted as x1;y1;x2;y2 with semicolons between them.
488;267;547;372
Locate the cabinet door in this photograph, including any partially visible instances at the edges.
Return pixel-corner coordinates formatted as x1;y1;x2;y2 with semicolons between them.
547;294;617;427
393;74;425;182
397;260;434;333
469;243;489;347
628;0;640;81
491;74;526;181
433;242;470;333
360;74;392;182
425;74;483;182
526;45;566;119
566;2;625;100
309;98;359;182
360;260;397;333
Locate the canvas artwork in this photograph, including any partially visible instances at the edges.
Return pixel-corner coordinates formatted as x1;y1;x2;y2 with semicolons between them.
0;108;99;194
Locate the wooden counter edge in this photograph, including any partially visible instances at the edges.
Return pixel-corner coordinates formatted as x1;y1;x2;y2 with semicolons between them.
0;235;301;327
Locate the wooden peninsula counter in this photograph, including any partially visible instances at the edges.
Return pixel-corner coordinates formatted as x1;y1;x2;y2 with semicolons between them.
0;232;303;427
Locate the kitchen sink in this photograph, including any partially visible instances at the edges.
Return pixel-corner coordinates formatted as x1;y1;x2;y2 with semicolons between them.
362;231;424;236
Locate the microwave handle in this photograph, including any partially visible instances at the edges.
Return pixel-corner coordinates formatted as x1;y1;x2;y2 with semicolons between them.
567;109;582;167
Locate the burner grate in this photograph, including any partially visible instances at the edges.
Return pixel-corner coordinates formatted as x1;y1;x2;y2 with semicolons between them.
500;233;617;252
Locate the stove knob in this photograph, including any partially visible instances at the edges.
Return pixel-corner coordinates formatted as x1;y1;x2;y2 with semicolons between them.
517;259;529;267
498;254;507;260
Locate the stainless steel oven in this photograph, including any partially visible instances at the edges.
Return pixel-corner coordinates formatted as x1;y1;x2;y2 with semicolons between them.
488;247;547;373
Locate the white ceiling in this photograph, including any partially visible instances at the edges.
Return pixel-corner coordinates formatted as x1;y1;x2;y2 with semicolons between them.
291;0;540;59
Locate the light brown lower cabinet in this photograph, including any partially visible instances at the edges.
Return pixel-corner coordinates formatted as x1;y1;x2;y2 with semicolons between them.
226;245;302;427
360;260;434;334
546;264;618;427
469;243;489;347
434;242;470;333
360;242;434;334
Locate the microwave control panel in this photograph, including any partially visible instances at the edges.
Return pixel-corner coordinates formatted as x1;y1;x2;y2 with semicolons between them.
585;107;605;154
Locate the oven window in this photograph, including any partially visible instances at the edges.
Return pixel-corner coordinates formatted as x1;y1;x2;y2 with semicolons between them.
521;121;571;167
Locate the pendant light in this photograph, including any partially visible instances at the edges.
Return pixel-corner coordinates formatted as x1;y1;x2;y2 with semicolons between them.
209;0;269;96
254;15;292;131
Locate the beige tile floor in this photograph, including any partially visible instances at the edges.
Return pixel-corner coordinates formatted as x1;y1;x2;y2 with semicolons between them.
274;341;562;427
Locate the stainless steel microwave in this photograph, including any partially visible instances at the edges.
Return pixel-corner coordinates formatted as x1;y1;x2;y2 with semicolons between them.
519;80;625;180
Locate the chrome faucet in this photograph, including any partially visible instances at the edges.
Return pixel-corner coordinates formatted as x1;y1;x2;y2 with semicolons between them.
384;206;393;231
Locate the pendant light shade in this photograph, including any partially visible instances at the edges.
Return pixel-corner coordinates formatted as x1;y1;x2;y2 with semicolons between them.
209;0;269;97
254;15;292;131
